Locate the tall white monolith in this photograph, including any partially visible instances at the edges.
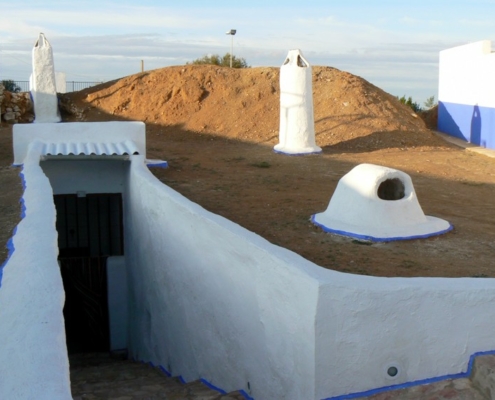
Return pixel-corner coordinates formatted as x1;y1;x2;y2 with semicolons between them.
274;49;321;155
31;33;61;123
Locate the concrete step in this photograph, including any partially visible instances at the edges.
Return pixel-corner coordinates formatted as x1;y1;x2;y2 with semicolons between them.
471;354;495;399
69;353;247;400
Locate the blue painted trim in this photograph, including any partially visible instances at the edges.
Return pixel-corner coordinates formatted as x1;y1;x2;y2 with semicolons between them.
273;149;322;156
310;215;453;243
178;375;186;384
0;170;26;290
200;378;227;394
147;161;169;169
438;101;495;149
239;389;255;400
159;365;172;377
322;349;495;400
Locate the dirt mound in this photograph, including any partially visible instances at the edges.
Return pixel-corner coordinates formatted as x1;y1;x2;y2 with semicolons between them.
10;64;495;279
60;65;445;151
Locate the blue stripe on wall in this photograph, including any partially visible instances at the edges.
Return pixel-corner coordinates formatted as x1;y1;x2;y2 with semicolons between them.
438;101;495;149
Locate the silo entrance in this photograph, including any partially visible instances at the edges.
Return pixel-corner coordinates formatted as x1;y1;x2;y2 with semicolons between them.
54;193;124;354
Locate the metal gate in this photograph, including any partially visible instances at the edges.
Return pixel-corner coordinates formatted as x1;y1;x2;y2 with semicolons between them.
60;257;109;354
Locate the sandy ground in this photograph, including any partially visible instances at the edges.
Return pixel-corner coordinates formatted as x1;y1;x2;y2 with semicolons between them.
2;64;495;277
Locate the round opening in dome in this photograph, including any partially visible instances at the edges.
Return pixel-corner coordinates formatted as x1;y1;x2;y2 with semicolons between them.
377;178;405;200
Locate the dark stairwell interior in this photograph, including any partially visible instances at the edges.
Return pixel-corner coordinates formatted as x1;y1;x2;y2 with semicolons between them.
54;193;123;354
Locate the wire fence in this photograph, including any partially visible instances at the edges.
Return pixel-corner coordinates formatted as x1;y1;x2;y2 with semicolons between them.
3;80;103;93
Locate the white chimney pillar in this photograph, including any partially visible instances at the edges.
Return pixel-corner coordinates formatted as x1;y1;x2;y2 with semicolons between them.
274;49;321;155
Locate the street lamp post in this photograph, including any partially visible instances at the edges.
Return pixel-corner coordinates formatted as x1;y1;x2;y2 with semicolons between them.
225;29;236;68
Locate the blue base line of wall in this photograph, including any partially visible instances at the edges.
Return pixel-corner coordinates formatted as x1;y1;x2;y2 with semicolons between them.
200;378;227;394
323;349;495;400
310;215;454;242
158;365;171;377
147;161;169;168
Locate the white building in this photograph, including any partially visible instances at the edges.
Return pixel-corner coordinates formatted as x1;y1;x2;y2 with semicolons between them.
438;40;495;149
1;122;495;399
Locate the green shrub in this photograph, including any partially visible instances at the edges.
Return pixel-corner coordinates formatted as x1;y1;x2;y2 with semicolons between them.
188;53;249;68
1;80;21;93
423;95;437;110
398;95;422;112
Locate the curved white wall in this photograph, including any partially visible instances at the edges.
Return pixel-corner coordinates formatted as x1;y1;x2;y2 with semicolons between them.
125;155;319;399
124;157;495;400
438;40;495;148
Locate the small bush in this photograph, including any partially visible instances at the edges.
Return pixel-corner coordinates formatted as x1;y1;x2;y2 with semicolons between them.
251;161;271;168
1;80;21;93
424;95;437;110
188;53;249;68
398;95;422;112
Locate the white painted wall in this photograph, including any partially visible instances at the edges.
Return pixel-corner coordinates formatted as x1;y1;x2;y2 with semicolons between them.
124;155;320;399
55;72;67;94
438;40;495;148
0;142;71;400
41;159;128;195
439;40;495;108
315;278;495;398
107;256;128;351
124;156;495;399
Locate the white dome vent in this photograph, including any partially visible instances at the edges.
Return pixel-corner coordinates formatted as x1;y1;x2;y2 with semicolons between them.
311;163;453;241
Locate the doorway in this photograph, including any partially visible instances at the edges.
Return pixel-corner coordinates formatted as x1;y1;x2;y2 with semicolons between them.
54;193;123;354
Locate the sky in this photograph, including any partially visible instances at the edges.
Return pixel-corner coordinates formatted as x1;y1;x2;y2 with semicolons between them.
1;0;494;104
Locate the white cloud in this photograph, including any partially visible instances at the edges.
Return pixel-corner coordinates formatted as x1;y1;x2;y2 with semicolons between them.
1;1;494;104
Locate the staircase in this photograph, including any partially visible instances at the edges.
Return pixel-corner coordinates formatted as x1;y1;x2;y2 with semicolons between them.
70;353;495;399
69;353;249;400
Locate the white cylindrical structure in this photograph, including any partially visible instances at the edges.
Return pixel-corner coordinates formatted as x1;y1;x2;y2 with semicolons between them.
31;33;61;123
274;49;321;155
312;164;452;241
55;72;67;94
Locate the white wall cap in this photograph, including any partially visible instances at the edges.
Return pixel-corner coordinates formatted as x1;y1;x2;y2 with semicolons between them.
439;40;492;57
13;121;146;165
